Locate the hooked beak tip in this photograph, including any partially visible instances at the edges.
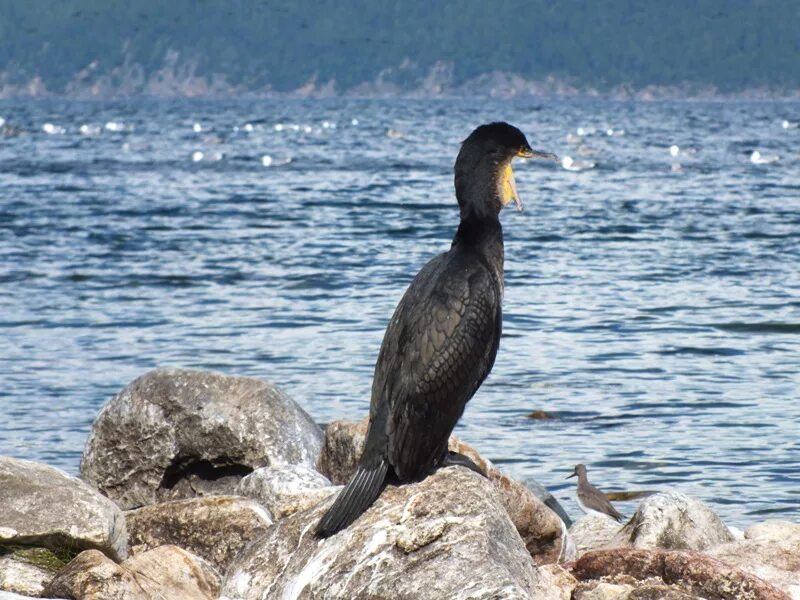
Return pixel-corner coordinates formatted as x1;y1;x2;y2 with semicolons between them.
520;147;559;162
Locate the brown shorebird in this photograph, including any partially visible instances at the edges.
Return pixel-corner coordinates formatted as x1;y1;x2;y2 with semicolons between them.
567;463;625;522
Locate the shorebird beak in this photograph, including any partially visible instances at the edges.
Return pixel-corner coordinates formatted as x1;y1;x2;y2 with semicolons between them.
566;471;577;479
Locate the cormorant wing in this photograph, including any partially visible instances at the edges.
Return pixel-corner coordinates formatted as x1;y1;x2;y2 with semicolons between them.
369;251;502;481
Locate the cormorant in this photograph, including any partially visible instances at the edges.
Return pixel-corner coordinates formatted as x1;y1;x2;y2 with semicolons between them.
315;122;556;537
567;464;626;522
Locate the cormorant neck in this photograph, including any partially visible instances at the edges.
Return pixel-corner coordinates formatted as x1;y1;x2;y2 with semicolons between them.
454;156;505;220
451;213;503;251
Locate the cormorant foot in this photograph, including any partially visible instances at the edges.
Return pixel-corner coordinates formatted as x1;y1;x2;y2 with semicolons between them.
439;451;486;477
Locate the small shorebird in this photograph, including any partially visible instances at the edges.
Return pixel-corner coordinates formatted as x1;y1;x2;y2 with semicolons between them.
567;463;625;522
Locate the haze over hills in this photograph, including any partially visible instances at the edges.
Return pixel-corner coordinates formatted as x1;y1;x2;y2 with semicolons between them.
1;0;799;97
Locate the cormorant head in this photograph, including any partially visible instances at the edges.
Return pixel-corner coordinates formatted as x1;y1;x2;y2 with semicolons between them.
454;122;556;219
567;463;587;479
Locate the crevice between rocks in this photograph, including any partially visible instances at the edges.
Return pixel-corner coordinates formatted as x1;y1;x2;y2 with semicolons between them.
158;457;254;491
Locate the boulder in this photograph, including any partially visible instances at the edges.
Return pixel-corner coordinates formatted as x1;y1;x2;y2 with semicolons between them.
612;491;734;551
221;468;551;599
235;465;339;519
572;548;791;600
0;457;127;561
317;418;570;564
0;550;57;597
570;513;623;554
709;520;800;599
80;368;324;509
45;546;220;600
125;496;273;571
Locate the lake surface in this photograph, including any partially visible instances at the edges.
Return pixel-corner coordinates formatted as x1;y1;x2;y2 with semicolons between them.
1;97;798;526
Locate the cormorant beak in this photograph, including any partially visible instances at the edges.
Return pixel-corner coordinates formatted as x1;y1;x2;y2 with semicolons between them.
518;146;559;162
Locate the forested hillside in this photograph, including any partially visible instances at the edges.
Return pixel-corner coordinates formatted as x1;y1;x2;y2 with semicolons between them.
1;0;798;96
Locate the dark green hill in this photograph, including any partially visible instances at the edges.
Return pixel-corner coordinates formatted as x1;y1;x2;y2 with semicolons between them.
1;0;798;95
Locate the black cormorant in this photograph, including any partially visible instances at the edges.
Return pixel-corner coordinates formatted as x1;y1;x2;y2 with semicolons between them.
315;122;556;537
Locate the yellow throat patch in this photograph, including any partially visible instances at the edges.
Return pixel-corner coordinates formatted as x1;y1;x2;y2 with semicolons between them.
500;163;523;211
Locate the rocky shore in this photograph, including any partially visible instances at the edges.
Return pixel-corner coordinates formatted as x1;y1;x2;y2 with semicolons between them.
1;368;798;599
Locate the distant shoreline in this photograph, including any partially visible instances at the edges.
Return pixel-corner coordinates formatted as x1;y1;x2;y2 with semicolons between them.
2;69;799;102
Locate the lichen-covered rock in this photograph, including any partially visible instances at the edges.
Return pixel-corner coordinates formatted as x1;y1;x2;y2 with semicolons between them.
125;496;273;571
235;465;338;519
571;513;624;554
221;468;549;600
317;418;570;564
45;546;220;600
612;491;734;551
573;548;791;600
0;551;56;597
80;368;324;509
0;457;127;561
709;521;800;599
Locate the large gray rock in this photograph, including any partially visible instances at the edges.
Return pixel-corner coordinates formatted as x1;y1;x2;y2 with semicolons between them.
709;521;800;599
570;513;623;555
317;418;571;564
235;465;338;519
45;546;220;600
0;457;127;561
612;491;734;551
221;468;550;600
126;496;273;571
80;368;324;509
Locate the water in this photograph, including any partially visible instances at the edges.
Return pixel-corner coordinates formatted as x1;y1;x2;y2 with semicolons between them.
1;97;798;527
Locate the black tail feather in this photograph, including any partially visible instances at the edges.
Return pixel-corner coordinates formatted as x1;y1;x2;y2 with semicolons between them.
314;460;389;538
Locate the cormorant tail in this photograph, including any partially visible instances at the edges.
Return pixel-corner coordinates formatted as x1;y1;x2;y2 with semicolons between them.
314;460;389;538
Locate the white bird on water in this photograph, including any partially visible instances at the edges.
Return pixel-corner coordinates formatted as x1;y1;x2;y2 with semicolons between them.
42;122;65;135
79;124;102;136
561;155;596;172
261;154;292;167
750;150;779;165
105;121;128;132
781;120;797;130
670;144;697;157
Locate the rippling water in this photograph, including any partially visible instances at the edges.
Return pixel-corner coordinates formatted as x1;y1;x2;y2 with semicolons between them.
1;97;798;526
